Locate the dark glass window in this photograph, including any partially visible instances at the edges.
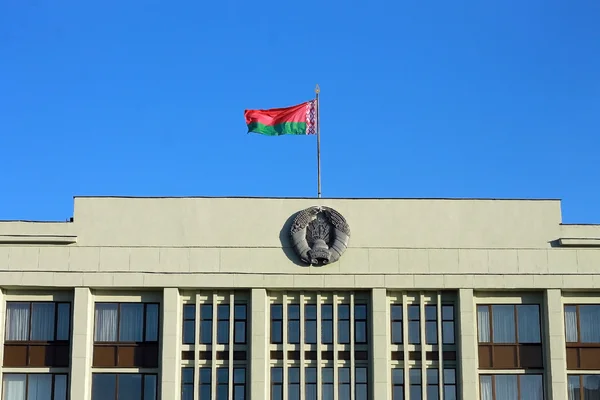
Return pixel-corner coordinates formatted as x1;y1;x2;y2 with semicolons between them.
234;304;247;344
271;305;283;344
444;369;456;400
199;368;211;399
217;305;230;345
355;305;368;344
427;369;439;400
339;367;350;400
442;306;455;345
94;303;159;343
356;367;368;400
288;367;300;400
391;304;403;344
91;373;157;400
408;305;420;344
271;367;283;400
181;367;193;400
392;368;404;400
200;304;213;344
182;304;195;345
2;374;68;400
409;369;422;400
305;367;317;400
568;375;600;400
305;305;317;344
321;304;333;344
425;306;437;345
234;368;246;400
322;367;334;400
5;302;71;342
338;305;350;344
288;305;300;344
216;367;228;400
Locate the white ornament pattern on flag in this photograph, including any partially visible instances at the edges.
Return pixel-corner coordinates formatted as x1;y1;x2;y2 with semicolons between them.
306;100;317;135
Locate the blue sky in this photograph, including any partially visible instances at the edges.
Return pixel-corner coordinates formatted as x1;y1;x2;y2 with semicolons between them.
1;0;599;223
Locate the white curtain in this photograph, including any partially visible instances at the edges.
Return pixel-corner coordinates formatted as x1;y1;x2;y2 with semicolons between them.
31;303;55;341
53;375;67;400
6;303;30;341
27;375;52;400
477;306;490;342
520;375;543;400
145;304;159;341
492;306;516;343
479;376;492;400
495;375;518;400
3;374;26;400
583;375;600;399
56;304;70;341
119;304;143;342
580;306;600;343
565;306;579;343
517;305;541;343
567;375;580;400
95;304;118;341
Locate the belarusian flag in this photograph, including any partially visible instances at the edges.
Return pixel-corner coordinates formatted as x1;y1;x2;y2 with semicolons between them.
244;100;317;136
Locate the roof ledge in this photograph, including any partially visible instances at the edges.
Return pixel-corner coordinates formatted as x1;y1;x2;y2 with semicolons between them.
558;238;600;248
0;235;77;245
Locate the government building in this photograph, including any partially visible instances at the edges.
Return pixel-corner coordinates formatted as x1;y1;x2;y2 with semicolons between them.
0;196;599;400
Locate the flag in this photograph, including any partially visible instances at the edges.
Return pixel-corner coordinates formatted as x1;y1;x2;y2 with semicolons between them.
244;100;317;136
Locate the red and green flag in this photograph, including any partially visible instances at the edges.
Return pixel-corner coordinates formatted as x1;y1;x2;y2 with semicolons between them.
244;100;317;136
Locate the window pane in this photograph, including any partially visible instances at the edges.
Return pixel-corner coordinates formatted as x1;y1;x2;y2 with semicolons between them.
580;306;600;343
443;369;456;385
201;304;213;320
477;305;490;343
92;374;116;400
426;321;437;344
492;305;516;343
408;321;420;344
408;305;419;320
356;367;368;383
271;368;283;383
183;321;195;344
305;305;317;320
56;303;70;341
410;369;421;384
235;304;246;319
305;320;317;344
6;303;30;341
393;386;404;400
356;384;368;400
339;368;350;383
218;305;229;320
306;367;317;383
583;375;600;398
271;304;283;319
288;304;300;320
288;368;300;383
425;305;437;320
119;304;144;342
391;305;403;320
322;304;333;319
427;386;439;400
234;386;245;400
479;376;492;400
565;306;578;343
217;368;228;383
184;304;196;319
306;384;317;400
182;368;194;384
322;320;333;344
54;375;68;400
338;320;350;344
322;368;334;383
495;375;518;399
355;305;367;319
520;375;543;400
409;386;422;400
288;320;300;344
392;321;403;344
567;375;580;400
442;321;455;344
442;306;454;320
271;320;282;344
338;305;350;320
392;368;404;384
272;386;282;400
339;384;350;400
28;374;52;400
235;321;246;344
217;320;229;344
517;305;540;343
94;304;118;342
444;384;456;400
30;303;55;341
145;304;159;342
200;367;211;383
118;374;142;400
355;321;367;343
182;386;193;400
3;374;26;400
234;368;246;384
217;385;228;400
144;375;157;400
427;369;438;384
200;320;213;344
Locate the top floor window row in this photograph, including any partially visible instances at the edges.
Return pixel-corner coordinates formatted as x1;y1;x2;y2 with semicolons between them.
182;303;247;345
391;303;455;345
5;302;71;342
477;304;541;344
94;303;159;343
565;305;600;343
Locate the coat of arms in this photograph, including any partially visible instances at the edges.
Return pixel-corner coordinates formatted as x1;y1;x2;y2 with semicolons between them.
289;206;351;265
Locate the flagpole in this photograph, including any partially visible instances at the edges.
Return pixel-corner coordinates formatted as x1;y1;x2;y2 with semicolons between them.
315;84;321;198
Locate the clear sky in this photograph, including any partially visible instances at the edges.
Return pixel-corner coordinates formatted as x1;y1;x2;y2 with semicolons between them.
1;0;599;223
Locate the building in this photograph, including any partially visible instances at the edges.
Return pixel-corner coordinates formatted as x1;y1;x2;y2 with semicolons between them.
0;196;599;400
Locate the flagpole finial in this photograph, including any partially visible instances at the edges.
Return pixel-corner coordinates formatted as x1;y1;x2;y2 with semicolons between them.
315;84;320;94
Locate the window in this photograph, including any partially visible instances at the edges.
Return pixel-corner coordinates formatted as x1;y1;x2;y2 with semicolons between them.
477;304;542;369
216;367;228;400
355;305;368;344
5;302;70;342
234;305;247;344
442;305;455;345
182;305;195;345
391;304;403;344
427;369;439;400
4;302;71;368
339;367;350;399
288;367;300;400
479;374;543;400
94;303;159;343
91;373;157;400
271;367;283;400
322;367;334;400
271;305;283;344
93;303;159;368
181;368;193;400
566;305;600;370
288;305;300;344
356;367;368;400
305;305;317;344
568;375;600;400
425;305;437;344
234;368;246;400
392;368;404;400
408;305;420;344
410;369;422;400
444;369;457;400
338;305;350;344
199;368;211;399
2;374;67;400
305;367;317;400
217;305;229;344
200;304;213;344
321;304;333;344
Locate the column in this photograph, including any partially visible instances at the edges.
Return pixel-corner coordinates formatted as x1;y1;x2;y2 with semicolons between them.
250;289;268;399
544;289;567;400
70;287;94;399
457;289;478;399
371;288;389;399
161;287;182;399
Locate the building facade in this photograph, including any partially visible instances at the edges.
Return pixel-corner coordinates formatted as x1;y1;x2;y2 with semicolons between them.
0;196;599;400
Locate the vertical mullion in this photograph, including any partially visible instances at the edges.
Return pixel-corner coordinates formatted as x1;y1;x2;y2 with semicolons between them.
350;293;355;400
491;375;495;400
115;374;119;400
419;293;426;400
211;294;218;400
514;305;520;368
117;304;122;342
194;294;200;400
228;293;235;400
53;303;58;341
300;293;305;400
401;293;409;400
333;293;339;400
437;292;443;400
142;304;147;343
576;305;581;343
29;302;33;341
283;294;288;400
489;306;494;367
317;294;322;400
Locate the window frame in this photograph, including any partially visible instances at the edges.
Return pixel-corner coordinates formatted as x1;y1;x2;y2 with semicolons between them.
477;304;542;345
442;304;455;345
270;304;283;345
479;374;544;400
338;304;351;345
2;373;69;400
568;374;600;400
271;367;283;400
234;304;248;345
94;302;160;344
392;368;404;400
354;304;368;345
287;304;300;345
564;304;600;345
321;304;333;345
304;304;317;345
91;373;157;400
4;301;71;343
391;304;403;344
216;304;230;345
182;304;196;345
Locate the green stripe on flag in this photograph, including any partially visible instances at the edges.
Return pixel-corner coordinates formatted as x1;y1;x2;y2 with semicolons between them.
247;121;307;136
